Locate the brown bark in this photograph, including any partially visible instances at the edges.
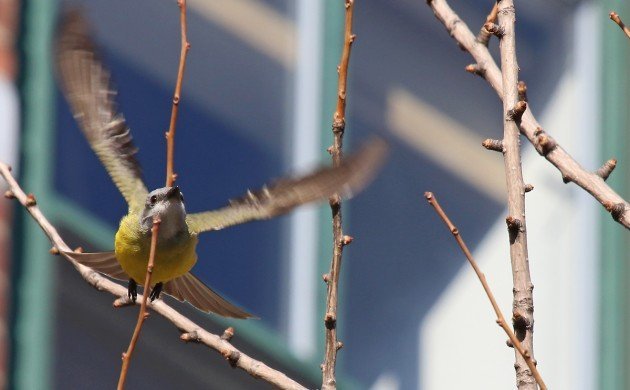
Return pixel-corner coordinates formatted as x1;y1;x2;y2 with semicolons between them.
427;0;630;229
495;1;537;388
322;1;356;389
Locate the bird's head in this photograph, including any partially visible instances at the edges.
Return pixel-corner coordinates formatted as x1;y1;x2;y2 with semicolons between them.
141;186;187;238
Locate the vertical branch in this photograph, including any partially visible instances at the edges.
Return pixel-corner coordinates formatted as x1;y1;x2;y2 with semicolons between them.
117;218;161;390
610;12;630;40
321;1;355;389
424;192;547;390
165;0;190;187
120;2;188;385
496;1;537;388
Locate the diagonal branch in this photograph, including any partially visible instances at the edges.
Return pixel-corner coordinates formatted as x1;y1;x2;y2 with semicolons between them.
118;217;161;389
0;162;307;390
427;0;630;229
495;2;537;387
610;12;630;40
165;0;190;187
424;192;546;390
322;1;356;389
476;2;499;47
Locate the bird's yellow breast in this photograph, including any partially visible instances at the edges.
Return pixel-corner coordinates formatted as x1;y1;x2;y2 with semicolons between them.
114;213;198;283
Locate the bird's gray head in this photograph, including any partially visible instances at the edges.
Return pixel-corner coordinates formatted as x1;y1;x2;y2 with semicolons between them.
141;186;187;239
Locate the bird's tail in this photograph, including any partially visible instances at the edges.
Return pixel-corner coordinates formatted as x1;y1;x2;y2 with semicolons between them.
64;251;254;319
164;273;256;319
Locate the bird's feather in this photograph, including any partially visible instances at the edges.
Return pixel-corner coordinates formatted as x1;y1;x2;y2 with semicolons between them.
63;251;129;280
186;138;388;233
66;251;253;318
56;11;148;211
164;273;255;319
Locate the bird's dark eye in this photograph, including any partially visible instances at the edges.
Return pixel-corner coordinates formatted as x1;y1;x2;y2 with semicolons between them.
150;195;158;205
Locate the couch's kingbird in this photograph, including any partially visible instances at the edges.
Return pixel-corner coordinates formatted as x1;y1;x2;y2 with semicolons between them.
56;12;386;318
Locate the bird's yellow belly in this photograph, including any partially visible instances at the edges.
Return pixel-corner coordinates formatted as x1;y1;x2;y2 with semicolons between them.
114;215;198;284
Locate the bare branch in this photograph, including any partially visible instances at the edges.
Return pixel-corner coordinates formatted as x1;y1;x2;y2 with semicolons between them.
0;161;307;390
427;0;630;229
496;2;537;387
424;192;547;390
165;0;191;187
610;11;630;40
322;1;356;389
476;3;499;46
118;217;160;389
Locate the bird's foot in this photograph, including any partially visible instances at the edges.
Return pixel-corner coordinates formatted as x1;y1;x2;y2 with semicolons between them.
128;278;138;302
149;282;163;301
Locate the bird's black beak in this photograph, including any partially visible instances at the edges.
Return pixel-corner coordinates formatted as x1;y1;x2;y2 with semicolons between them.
167;186;180;199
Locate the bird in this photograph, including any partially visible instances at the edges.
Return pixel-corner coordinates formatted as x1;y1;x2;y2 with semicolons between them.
55;11;386;319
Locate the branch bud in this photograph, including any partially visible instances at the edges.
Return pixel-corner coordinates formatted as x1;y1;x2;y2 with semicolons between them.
605;202;626;222
25;193;37;207
517;81;528;102
181;330;201;343
222;350;240;367
483;22;504;37
507;101;527;121
221;327;235;341
324;312;337;330
482;138;503;153
536;133;557;156
505;216;522;232
465;63;485;77
595;158;617;181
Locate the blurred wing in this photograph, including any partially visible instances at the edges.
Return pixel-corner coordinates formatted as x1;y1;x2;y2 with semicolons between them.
56;11;148;211
186;138;387;233
163;273;255;319
63;251;129;281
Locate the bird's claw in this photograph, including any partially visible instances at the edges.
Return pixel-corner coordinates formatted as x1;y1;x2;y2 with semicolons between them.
149;282;163;301
128;278;138;302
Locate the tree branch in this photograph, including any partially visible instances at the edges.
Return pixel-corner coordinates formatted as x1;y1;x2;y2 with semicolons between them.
426;0;630;229
495;2;537;387
424;192;547;390
610;11;630;40
0;162;307;390
476;3;499;46
118;217;160;389
165;0;190;187
322;1;356;389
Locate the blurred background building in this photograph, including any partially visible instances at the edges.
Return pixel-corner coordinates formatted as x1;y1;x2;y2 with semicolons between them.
1;0;628;388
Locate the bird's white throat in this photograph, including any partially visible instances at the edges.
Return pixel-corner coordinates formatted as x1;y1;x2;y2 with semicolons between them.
142;200;187;241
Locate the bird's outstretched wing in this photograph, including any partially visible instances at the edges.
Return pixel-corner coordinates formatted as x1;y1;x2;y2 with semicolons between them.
56;11;148;211
163;273;255;319
63;251;129;281
186;138;388;234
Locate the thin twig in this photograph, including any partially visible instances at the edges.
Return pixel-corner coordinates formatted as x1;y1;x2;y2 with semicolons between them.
117;218;160;389
476;2;499;46
495;2;537;388
0;162;307;390
165;0;190;187
424;192;547;390
322;1;356;389
610;12;630;40
426;0;630;229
